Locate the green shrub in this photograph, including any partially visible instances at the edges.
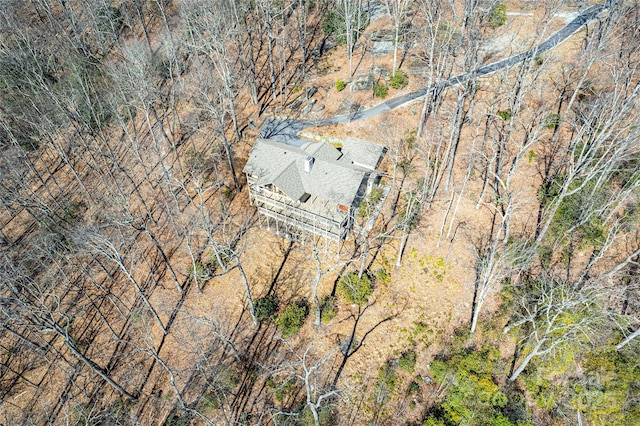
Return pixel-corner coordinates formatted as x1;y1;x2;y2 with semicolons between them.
488;3;507;28
254;294;279;322
320;295;337;323
389;70;409;89
165;413;188;426
427;346;525;425
569;350;640;424
544;113;561;129
335;78;346;92
358;186;383;219
266;377;296;403
375;267;391;285
187;262;210;281
398;350;417;374
422;418;447;426
298;405;337;426
491;391;508;408
491;414;515;426
548;176;607;248
374;363;400;406
578;80;597;101
197;393;220;414
277;302;307;337
222;186;235;201
497;110;512;121
373;82;388;98
337;273;372;305
405;128;417;149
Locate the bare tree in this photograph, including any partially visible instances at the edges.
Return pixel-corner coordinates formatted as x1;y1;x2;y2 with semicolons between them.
469;228;533;335
310;241;346;326
181;2;244;191
0;252;139;400
383;0;412;75
414;0;457;137
332;0;364;77
268;339;343;426
82;226;167;335
616;327;640;351
504;276;602;381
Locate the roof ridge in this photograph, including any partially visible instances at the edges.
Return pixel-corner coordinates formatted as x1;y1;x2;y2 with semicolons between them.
270;159;298;184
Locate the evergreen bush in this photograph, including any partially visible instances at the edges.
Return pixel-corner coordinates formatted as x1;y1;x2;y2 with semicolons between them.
255;294;279;322
373;82;388;98
389;70;408;89
277;302;307;337
488;3;507;28
338;273;372;305
320;295;337;323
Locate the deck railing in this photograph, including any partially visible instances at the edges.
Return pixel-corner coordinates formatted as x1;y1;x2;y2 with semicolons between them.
249;185;351;240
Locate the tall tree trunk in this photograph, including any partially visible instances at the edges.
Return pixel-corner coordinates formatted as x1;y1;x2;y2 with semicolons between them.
509;339;545;381
616;327;640;351
237;262;257;324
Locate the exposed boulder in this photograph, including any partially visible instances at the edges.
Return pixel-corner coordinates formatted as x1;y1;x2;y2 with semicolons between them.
370;29;395;55
371;40;394;55
312;37;338;58
287;96;305;111
373;66;390;80
300;99;317;116
304;86;318;99
349;72;374;92
335;100;362;115
288;86;318;111
407;57;427;73
364;0;386;23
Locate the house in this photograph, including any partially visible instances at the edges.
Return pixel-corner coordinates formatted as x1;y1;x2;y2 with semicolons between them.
243;137;387;241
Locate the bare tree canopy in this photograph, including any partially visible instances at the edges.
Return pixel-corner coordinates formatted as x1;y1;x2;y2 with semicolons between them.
1;1;639;425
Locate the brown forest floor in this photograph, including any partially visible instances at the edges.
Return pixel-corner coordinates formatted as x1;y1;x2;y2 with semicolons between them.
0;1;609;423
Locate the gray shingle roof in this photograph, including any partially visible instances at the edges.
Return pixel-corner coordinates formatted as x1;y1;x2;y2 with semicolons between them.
300;141;342;161
272;162;305;201
342;137;387;169
243;138;386;206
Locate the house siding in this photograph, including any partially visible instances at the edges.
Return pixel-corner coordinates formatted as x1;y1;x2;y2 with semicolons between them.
247;176;351;241
243;138;386;242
